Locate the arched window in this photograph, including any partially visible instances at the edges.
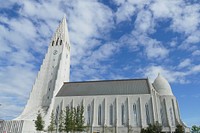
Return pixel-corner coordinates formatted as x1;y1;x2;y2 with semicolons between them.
60;40;62;45
121;104;125;125
98;105;101;125
52;41;54;46
160;108;164;125
56;38;59;46
87;105;91;125
133;104;137;126
109;104;113;125
145;104;150;125
55;105;59;125
169;108;175;126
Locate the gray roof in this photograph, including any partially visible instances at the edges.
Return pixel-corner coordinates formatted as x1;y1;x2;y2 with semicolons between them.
56;79;151;97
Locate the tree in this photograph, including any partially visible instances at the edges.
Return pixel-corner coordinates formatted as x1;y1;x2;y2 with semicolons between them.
58;110;64;132
191;125;200;133
140;121;162;133
48;111;55;132
64;106;70;132
77;104;85;131
63;105;85;132
175;124;184;133
35;113;45;131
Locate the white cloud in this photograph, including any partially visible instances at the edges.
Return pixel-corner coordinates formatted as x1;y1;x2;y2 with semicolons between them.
135;10;155;34
115;2;136;23
178;59;192;69
143;65;188;84
192;50;200;56
190;65;200;74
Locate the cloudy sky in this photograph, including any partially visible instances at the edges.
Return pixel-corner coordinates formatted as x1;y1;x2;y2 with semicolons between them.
0;0;200;126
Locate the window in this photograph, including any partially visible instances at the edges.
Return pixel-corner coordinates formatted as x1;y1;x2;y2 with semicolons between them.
109;104;113;125
169;108;175;126
60;40;62;45
56;38;59;46
55;105;59;125
52;41;54;46
49;88;50;91
121;104;125;125
145;104;150;125
87;105;91;125
133;104;137;126
98;105;101;125
160;108;164;125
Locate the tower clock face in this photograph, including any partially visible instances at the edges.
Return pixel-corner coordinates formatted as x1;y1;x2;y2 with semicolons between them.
53;50;58;55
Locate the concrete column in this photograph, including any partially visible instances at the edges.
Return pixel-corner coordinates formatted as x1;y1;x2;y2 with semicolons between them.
115;97;118;133
127;97;130;126
92;98;95;133
164;98;170;127
139;97;144;127
151;97;156;123
104;98;107;126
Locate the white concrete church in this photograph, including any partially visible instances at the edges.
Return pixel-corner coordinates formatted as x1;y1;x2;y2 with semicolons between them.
0;17;190;133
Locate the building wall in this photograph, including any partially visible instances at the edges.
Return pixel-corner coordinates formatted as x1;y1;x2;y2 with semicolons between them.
54;92;184;133
54;94;155;133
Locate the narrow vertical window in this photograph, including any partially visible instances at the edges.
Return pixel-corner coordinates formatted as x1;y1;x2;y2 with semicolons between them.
121;104;125;125
87;105;91;125
133;104;137;126
55;105;59;125
145;104;150;125
110;104;113;125
169;108;175;126
60;40;62;45
52;41;54;46
56;38;59;46
98;105;101;125
160;108;164;125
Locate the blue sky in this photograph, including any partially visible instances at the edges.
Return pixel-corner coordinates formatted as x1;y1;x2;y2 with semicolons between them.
0;0;200;127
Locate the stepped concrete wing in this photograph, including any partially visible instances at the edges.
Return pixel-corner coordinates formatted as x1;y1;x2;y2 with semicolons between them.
56;79;151;97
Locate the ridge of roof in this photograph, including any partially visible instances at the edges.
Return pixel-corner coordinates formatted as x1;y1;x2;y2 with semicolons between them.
64;78;148;84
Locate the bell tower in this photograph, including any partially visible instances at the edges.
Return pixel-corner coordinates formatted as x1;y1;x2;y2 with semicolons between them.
17;16;70;124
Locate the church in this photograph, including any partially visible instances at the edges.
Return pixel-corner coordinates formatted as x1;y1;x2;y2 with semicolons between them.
0;17;190;133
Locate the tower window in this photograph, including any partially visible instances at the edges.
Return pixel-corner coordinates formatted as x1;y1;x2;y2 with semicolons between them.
98;105;101;125
60;40;62;45
56;38;59;46
49;88;50;91
52;41;54;46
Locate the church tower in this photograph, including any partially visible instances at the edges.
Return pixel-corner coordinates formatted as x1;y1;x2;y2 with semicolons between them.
16;16;70;126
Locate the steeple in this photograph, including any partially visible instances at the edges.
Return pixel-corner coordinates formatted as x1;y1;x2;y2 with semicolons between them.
51;15;70;48
16;16;71;129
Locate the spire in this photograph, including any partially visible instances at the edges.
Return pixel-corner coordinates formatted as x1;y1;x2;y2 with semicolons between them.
52;15;70;47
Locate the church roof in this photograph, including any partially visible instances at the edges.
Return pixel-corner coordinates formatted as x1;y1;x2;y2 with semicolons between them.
56;79;151;97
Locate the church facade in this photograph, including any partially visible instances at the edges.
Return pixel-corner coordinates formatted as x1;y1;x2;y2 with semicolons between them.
0;17;189;133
